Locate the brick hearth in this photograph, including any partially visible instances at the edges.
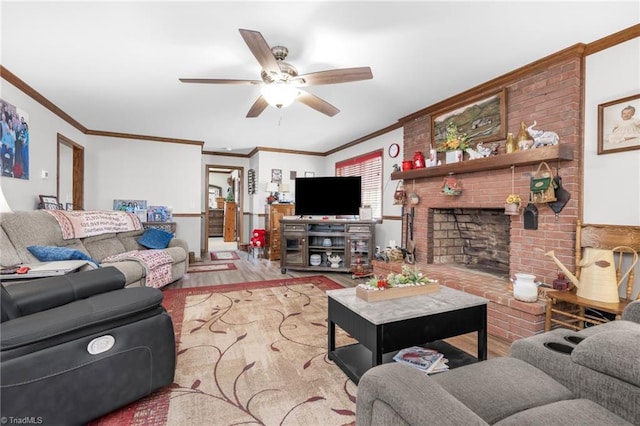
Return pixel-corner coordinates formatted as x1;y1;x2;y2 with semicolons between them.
372;260;549;343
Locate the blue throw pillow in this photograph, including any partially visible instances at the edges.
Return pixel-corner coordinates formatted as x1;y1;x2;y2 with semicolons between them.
137;228;174;249
27;245;99;266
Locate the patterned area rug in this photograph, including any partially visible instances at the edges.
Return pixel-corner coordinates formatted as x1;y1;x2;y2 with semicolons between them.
210;250;240;260
91;276;356;426
187;263;237;273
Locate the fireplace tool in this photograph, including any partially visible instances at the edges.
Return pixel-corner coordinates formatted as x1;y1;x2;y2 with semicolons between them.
403;206;416;264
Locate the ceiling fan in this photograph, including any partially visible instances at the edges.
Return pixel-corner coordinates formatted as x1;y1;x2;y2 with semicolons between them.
179;29;373;118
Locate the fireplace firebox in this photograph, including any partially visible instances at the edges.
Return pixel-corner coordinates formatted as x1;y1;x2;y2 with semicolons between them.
427;208;510;278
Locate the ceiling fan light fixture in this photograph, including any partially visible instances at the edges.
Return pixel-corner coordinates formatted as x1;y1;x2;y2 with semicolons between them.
261;83;300;109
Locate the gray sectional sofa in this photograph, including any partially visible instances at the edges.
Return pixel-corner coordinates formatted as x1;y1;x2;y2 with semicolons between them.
356;300;640;425
1;210;188;287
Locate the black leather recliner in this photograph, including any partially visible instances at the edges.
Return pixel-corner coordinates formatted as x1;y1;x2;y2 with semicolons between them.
1;267;176;425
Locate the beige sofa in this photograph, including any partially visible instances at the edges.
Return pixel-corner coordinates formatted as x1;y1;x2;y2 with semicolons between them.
1;210;188;287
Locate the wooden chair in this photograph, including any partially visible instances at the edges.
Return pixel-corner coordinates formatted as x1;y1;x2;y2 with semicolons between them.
544;221;640;331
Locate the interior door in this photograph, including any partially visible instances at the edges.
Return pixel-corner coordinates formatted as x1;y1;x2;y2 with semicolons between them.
204;164;243;253
57;134;84;209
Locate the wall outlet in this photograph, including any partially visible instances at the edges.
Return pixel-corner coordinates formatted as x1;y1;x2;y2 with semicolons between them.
41;170;49;179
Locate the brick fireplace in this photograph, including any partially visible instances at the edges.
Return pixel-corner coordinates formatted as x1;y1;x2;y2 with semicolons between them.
375;45;586;342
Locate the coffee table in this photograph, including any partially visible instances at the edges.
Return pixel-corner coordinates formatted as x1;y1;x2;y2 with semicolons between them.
327;286;488;384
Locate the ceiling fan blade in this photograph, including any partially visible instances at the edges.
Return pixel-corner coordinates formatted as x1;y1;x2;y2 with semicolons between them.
246;96;269;118
293;67;373;86
239;29;281;78
179;78;261;85
297;90;340;117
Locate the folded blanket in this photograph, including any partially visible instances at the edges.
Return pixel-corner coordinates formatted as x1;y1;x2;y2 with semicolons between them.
103;250;173;289
46;210;142;240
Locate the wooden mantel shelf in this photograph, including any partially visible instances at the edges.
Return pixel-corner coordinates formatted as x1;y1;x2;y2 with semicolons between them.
390;144;573;180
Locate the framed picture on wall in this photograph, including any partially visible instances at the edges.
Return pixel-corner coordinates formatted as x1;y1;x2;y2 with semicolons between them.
431;89;506;149
271;168;282;184
1;98;30;180
597;93;640;155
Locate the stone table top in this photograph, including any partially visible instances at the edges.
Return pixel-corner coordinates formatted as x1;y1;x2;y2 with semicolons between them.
327;286;488;325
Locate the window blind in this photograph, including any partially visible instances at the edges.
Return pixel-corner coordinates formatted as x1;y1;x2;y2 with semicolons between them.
336;150;383;218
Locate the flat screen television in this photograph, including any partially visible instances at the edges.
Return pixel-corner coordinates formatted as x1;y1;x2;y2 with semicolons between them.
294;176;361;217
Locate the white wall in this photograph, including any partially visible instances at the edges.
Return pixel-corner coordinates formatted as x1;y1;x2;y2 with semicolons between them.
256;150;325;205
0;80;86;210
584;37;640;225
84;135;203;255
326;128;404;250
584;36;640;299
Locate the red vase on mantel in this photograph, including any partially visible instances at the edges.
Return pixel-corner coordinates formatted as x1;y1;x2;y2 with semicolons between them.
402;160;414;171
413;151;426;169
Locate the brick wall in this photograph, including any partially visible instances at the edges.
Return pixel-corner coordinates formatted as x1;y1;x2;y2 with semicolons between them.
387;49;585;342
400;54;582;287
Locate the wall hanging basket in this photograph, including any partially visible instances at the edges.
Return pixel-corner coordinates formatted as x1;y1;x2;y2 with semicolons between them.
530;161;557;203
393;181;406;205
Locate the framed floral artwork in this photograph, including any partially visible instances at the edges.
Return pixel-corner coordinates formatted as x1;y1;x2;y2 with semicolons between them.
597;93;640;155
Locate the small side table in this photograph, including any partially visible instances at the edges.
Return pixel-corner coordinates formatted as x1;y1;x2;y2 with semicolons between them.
142;222;177;233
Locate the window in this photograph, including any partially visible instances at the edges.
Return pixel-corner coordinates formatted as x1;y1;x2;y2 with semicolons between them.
336;150;383;218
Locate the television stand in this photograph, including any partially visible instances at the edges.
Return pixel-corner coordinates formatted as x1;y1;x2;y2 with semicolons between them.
280;218;375;274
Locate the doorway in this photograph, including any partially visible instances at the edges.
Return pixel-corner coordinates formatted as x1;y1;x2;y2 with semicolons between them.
57;134;84;209
204;164;244;254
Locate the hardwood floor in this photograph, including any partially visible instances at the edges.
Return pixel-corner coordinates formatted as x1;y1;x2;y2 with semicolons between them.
166;250;511;358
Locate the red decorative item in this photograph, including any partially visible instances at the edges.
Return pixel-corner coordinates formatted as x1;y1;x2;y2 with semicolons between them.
250;228;266;249
413;151;425;169
402;160;413;171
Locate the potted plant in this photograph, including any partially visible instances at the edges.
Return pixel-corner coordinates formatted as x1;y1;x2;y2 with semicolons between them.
437;122;472;164
504;194;522;215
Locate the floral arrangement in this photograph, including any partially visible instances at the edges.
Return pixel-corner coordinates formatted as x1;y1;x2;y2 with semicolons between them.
359;265;437;290
505;194;522;204
437;122;471;152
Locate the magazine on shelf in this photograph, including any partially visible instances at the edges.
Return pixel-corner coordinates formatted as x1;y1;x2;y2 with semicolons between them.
393;346;445;374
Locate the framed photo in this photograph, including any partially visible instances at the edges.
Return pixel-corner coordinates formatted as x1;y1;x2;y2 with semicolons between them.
432;89;506;148
597;93;640;155
271;168;282;184
113;199;147;211
304;171;315;177
39;195;60;210
1;98;30;180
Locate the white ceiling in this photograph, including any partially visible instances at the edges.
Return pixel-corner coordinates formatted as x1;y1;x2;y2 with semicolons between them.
2;1;638;154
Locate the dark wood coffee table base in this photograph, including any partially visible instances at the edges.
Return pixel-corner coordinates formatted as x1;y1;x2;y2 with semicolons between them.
328;297;487;384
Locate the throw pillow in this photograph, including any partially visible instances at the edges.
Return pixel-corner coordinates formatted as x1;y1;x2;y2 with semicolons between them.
27;245;99;266
137;228;174;249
